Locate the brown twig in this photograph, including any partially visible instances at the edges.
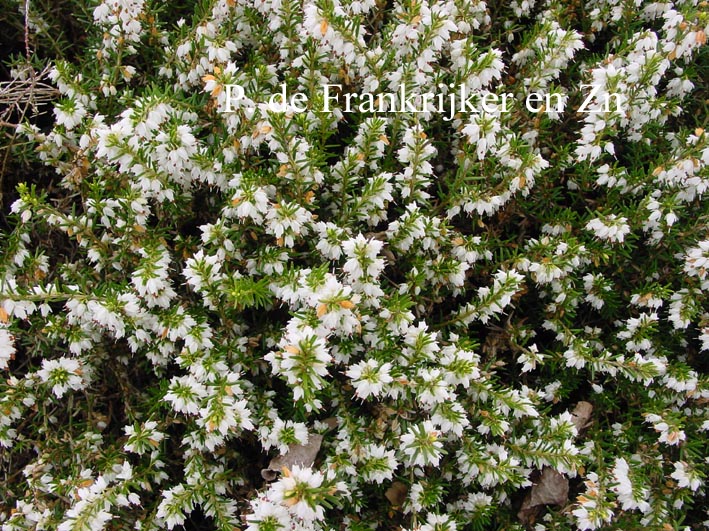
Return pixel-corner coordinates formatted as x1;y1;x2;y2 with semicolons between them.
0;65;59;204
24;0;31;61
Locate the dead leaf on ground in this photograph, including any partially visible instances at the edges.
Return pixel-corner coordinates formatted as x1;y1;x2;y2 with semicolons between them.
517;467;569;525
385;481;408;507
571;401;593;433
321;417;338;430
261;434;323;481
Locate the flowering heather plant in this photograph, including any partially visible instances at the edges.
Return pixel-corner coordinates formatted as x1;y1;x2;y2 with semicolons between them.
0;0;708;530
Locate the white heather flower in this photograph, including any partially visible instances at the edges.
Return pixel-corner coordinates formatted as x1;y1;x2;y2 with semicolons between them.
420;513;456;531
124;420;165;454
563;342;587;369
683;240;709;279
361;444;398;484
302;2;366;67
699;326;709;352
54;99;87;130
461;269;525;325
198;395;254;436
156;484;189;530
572;503;605;531
131;245;175;307
10;197;32;223
402;321;440;364
342;234;386;281
644;413;686;446
265;325;332;408
313;221;348;260
227;181;271;224
439;344;480;388
617;312;659;353
517;344;545;373
414;368;451;406
670;461;702;491
630;291;663;309
164;375;207;415
572;473;614;530
0;326;16;370
431;400;470;436
346;359;393;400
270;465;326;521
153;124;197;185
542;380;562;402
311;274;361;336
246;498;290;531
385;204;426;252
37;358;85;398
611;457;650;513
400;421;444;467
58;474;115;531
93;0;145;52
463;109;501;160
404;482;425;514
662;369;698;393
265;201;312;247
525;260;564;284
266;419;310;455
668;289;694;329
585;215;631;243
583;273;610;310
183;250;223;292
87;300;126;338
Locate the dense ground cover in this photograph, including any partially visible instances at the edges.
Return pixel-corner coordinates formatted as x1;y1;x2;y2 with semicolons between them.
0;0;708;530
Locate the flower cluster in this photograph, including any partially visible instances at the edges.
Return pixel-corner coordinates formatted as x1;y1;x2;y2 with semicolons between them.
1;1;708;531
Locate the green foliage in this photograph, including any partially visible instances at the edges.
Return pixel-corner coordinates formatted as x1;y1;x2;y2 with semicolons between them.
0;0;708;531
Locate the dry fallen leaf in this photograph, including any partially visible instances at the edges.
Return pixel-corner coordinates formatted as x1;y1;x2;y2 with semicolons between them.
385;481;408;507
571;401;593;433
261;434;323;481
517;467;569;525
321;417;338;430
517;402;589;524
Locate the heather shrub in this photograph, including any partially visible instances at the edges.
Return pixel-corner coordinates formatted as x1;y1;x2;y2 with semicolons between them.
0;1;708;530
